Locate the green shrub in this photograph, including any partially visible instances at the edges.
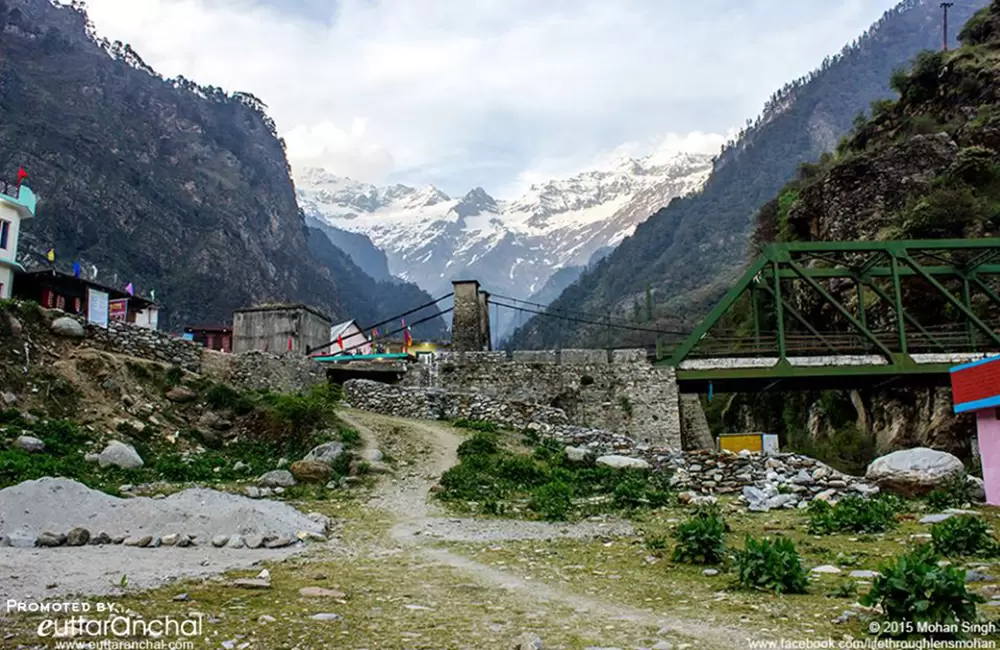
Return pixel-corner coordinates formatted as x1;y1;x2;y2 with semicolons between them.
927;474;974;510
529;481;573;521
644;532;670;556
826;580;858;599
339;427;361;447
164;365;184;388
203;383;254;415
453;419;499;433
733;536;809;594
807;495;900;535
931;515;997;557
456;432;500;459
959;6;992;46
672;510;727;565
861;545;983;638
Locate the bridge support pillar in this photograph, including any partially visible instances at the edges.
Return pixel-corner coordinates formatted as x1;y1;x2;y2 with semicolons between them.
678;394;715;451
452;280;492;352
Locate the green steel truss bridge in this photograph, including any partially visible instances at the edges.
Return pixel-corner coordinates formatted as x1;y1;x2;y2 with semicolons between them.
660;239;1000;394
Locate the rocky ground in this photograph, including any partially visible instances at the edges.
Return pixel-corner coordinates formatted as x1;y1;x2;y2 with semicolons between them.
2;410;1000;650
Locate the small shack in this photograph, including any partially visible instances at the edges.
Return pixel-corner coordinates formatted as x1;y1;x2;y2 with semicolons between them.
950;355;1000;505
184;325;233;353
232;303;331;354
13;268;158;329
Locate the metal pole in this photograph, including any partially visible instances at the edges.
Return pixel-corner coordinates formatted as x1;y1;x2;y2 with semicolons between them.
962;274;976;350
941;2;954;51
772;260;786;360
856;277;867;330
750;281;761;353
890;253;908;354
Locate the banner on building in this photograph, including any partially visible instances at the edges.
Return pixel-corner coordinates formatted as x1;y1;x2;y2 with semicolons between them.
109;298;128;322
87;289;109;328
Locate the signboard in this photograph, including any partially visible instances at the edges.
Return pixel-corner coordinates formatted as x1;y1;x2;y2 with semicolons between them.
181;333;195;341
951;356;1000;413
109;298;128;322
86;289;109;328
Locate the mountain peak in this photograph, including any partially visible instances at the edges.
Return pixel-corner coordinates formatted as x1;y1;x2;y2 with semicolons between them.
454;187;498;217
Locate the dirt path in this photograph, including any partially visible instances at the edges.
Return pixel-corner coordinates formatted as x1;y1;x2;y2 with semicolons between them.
338;409;755;649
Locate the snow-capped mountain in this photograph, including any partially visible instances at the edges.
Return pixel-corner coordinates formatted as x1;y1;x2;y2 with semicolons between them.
296;152;713;311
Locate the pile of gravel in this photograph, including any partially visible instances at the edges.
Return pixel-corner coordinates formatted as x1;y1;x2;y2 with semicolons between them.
0;477;325;547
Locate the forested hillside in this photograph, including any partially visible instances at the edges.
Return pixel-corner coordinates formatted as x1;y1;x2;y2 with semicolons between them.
0;0;442;333
510;0;989;349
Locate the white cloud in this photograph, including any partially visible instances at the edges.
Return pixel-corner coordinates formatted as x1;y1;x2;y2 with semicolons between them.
79;0;897;196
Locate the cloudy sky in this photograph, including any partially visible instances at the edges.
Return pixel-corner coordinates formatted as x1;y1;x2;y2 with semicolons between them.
81;0;899;197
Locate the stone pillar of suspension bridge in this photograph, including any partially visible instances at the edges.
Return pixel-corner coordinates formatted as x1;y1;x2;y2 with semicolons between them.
451;280;492;352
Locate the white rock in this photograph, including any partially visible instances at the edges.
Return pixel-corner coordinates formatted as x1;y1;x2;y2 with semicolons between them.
595;455;649;470
51;317;85;338
359;448;384;463
98;441;144;469
564;446;591;463
257;470;296;488
13;436;45;453
811;565;842;574
865;448;965;496
304;442;345;465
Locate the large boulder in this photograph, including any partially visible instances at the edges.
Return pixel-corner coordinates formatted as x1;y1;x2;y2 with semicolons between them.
304;441;345;466
50;317;85;338
865;448;965;496
595;455;649;470
98;441;144;469
258;470;296;488
290;460;333;484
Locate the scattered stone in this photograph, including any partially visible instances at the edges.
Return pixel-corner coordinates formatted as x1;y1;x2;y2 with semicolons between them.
245;534;264;549
90;532;112;545
160;533;179;546
652;642;674;650
176;535;195;548
244;486;261;498
232;579;271;590
299;586;346;598
98;441;144;469
968;475;986;503
966;569;994;583
51;317;85;338
848;570;879;579
702;569;719;577
865;448;965;496
198;410;232;431
833;610;858;624
233;461;248;473
309;613;342;621
211;535;229;548
564;446;591;463
304;442;345;466
123;535;153;548
920;513;954;524
66;527;91;547
810;565;842;574
84;453;101;463
172;593;190;602
35;532;66;547
258;615;276;624
265;535;295;549
13;436;45;453
257;569;270;580
512;632;544;649
225;535;245;549
257;470;296;488
595;455;649;470
359;448;384;463
165;386;197;403
290;460;333;484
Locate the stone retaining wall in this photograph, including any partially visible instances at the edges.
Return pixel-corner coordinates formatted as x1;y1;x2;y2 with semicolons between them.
343;378;569;429
83;320;202;372
222;351;327;394
401;349;681;447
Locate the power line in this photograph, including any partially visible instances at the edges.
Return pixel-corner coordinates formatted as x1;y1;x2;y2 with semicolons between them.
490;299;690;338
489;292;675;332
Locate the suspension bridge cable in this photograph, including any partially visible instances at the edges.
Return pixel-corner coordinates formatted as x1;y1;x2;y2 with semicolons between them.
490;299;690;337
314;307;455;358
490;292;665;329
307;292;454;354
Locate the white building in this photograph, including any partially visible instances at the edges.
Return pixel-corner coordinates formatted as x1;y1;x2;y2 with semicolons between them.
0;181;36;300
327;319;371;355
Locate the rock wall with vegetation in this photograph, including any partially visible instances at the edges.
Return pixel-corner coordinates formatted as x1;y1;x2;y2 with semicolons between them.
718;3;1000;467
0;0;446;336
511;0;990;350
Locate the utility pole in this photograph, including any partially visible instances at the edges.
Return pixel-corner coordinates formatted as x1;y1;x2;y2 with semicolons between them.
941;2;954;51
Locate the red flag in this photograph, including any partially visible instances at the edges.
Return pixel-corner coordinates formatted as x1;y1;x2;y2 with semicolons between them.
337;333;344;350
287;336;293;352
16;168;27;185
403;327;412;350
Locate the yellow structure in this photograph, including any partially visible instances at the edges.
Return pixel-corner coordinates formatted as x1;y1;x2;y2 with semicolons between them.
718;433;779;454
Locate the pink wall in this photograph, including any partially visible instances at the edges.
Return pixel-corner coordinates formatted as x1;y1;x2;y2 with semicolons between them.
978;408;1000;506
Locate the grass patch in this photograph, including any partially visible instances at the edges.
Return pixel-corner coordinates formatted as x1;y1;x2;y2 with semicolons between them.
806;495;902;535
437;433;672;520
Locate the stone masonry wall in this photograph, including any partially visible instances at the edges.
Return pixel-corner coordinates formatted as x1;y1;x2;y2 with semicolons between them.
83;320;202;372
343;378;568;429
212;350;328;394
400;349;682;447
